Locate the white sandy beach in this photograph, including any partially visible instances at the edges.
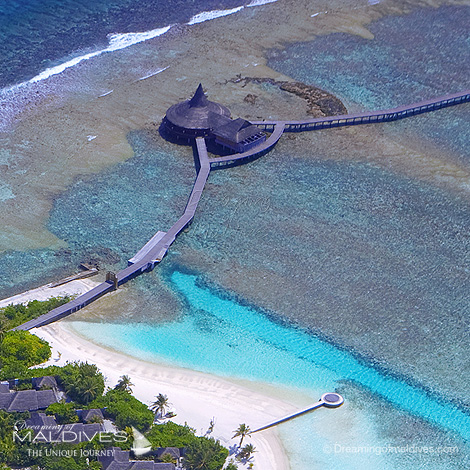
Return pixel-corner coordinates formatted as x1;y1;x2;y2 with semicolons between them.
1;280;293;468
0;278;102;309
35;322;294;470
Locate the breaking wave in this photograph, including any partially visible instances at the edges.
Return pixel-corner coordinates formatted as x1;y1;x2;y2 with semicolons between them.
187;6;245;25
29;25;172;84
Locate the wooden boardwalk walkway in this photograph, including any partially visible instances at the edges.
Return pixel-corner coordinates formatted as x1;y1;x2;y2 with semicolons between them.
252;89;470;132
12;89;469;330
252;393;344;433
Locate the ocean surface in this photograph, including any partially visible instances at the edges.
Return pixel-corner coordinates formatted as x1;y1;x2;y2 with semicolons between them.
0;0;469;468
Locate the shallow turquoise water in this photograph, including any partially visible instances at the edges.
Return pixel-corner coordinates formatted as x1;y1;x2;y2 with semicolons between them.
0;3;468;468
71;269;470;468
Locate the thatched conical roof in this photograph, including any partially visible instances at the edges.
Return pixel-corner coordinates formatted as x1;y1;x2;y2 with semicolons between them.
165;84;231;130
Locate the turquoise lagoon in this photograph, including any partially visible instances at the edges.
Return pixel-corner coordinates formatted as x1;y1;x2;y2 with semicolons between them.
62;6;469;468
70;268;470;469
1;2;469;469
72;270;470;439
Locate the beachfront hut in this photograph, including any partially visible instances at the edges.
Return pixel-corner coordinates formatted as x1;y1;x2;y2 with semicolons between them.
0;389;57;412
78;408;105;423
32;375;58;390
156;447;181;463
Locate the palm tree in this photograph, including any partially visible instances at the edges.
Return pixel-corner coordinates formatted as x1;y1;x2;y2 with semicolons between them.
150;393;169;418
114;375;134;393
81;379;101;404
232;423;251;447
238;443;256;461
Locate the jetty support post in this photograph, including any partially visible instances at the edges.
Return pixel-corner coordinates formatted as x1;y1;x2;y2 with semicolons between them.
106;271;119;290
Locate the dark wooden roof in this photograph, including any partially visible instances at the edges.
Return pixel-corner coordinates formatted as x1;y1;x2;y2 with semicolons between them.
156;447;180;459
212;118;264;143
27;412;58;428
165;84;231;130
0;389;57;412
79;408;104;423
99;447;175;470
32;376;58;390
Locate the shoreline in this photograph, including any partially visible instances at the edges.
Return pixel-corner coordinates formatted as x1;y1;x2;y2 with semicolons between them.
34;321;294;470
0;278;102;309
1;279;301;468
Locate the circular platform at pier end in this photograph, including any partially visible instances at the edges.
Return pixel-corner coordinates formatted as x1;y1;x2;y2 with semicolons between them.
321;392;344;408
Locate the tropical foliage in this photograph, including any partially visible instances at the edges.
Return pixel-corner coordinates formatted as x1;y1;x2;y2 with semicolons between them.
237;443;256;461
0;330;51;379
114;375;134;393
232;423;251;447
224;461;238;470
184;436;229;470
150;393;169;417
146;421;198;448
91;389;154;432
57;361;105;405
0;297;70;330
46;401;79;424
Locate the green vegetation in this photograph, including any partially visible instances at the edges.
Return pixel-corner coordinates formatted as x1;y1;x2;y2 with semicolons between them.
150;392;169;418
114;374;134;393
184;436;229;470
91;388;154;432
225;460;238;470
57;361;105;405
146;421;198;448
0;297;70;380
232;423;251;447
0;298;231;469
0;410;16;465
237;443;256;461
46;401;79;424
0;330;51;380
0;297;71;330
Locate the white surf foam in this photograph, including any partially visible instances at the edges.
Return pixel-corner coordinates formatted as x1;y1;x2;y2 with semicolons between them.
106;25;172;52
28;25;172;84
137;66;170;81
4;0;279;91
98;90;114;98
187;6;244;25
247;0;278;7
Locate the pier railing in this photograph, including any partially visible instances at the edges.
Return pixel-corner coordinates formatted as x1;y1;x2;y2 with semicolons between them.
252;90;470;132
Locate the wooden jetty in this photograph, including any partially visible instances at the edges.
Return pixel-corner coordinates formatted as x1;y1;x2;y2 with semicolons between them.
12;88;470;331
252;393;344;433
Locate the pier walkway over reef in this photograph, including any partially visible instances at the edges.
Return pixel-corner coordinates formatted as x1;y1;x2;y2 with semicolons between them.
13;86;470;331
